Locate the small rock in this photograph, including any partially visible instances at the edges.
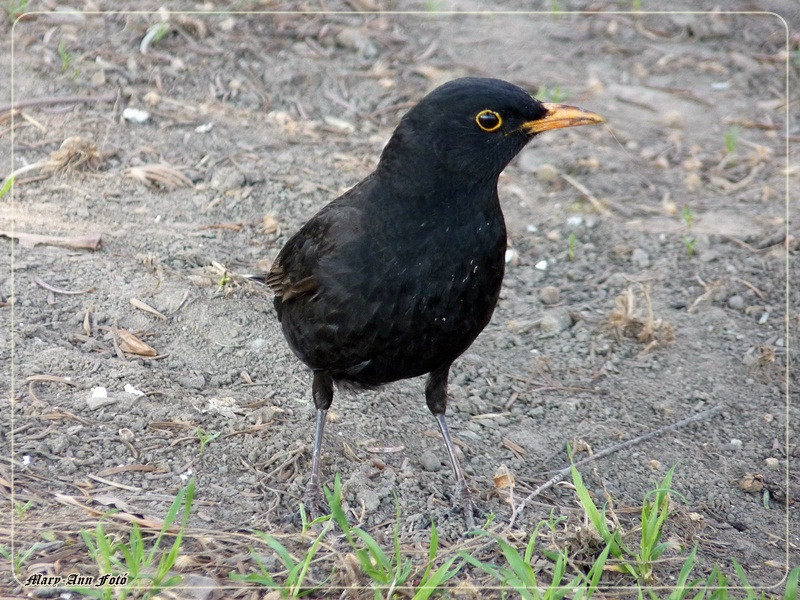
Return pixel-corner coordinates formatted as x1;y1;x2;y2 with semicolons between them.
605;272;628;288
631;248;650;268
729;438;743;450
534;259;548;271
505;248;520;265
540;308;572;335
335;27;378;58
356;488;381;512
538;285;560;305
90;70;106;86
535;163;559;183
210;166;245;191
661;109;684;128
419;450;441;472
87;387;117;409
122;107;150;123
765;457;780;469
727;295;744;310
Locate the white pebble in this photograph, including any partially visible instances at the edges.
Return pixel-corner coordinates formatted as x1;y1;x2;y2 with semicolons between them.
122;107;150;123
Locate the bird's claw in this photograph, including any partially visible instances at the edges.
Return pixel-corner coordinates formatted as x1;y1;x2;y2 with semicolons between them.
303;479;329;522
455;482;482;531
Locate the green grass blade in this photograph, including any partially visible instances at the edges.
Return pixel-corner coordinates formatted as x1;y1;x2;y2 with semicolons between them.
413;556;462;600
0;176;13;198
459;550;504;582
731;558;756;599
253;532;297;571
418;519;440;586
669;546;698;600
585;538;612;596
354;527;392;581
495;535;538;593
786;565;799;600
292;520;333;597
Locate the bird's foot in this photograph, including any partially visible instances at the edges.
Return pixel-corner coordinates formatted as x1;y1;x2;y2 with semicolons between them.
454;482;483;531
303;478;329;522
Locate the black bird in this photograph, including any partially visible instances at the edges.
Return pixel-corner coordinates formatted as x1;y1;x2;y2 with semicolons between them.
267;77;603;527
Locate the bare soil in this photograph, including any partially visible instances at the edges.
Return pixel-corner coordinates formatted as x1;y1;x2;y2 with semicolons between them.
2;1;798;597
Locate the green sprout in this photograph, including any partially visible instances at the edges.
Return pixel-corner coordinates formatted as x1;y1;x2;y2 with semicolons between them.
58;40;79;78
3;0;29;23
195;426;221;454
568;232;577;261
15;500;35;520
725;125;740;155
682;204;696;257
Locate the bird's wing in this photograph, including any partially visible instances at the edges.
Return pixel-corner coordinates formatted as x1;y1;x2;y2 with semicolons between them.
267;203;363;303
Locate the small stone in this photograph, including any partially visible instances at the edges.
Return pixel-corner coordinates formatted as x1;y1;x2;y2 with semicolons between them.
87;387;117;409
540;308;572;335
335;27;378;58
661;110;684;128
122;107;150;123
210;166;245;191
538;285;560;305
729;438;743;450
727;295;744;310
765;457;780;469
535;163;559;183
419;450;441;472
605;272;628;288
631;248;650;268
90;70;106;86
505;248;520;265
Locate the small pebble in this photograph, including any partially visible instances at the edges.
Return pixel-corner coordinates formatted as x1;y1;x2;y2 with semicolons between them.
605;272;628;288
419;450;441;472
122;107;150;123
631;248;650;268
535;163;559;183
729;438;743;450
727;295;744;310
540;308;572;334
538;285;560;305
765;457;780;469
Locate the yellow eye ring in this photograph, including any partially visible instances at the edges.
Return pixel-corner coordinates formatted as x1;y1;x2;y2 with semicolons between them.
476;110;502;132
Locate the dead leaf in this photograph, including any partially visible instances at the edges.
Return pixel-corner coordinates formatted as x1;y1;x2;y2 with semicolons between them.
116;329;158;356
493;464;516;489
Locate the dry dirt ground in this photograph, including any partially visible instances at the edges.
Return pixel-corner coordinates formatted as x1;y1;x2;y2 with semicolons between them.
1;1;799;597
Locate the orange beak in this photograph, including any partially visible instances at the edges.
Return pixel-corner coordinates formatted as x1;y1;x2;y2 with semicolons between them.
522;103;605;134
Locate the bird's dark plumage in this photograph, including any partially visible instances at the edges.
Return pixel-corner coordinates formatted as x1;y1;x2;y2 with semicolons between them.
267;77;603;526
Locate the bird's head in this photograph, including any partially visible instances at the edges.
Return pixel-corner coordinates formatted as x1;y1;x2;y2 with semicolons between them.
378;77;604;185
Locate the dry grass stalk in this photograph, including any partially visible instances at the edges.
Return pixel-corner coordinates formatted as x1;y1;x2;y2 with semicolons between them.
125;163;193;190
0;230;102;250
49;136;103;173
2;136;104;187
605;285;675;347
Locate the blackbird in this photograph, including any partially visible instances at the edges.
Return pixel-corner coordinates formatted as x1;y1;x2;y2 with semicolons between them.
267;77;603;527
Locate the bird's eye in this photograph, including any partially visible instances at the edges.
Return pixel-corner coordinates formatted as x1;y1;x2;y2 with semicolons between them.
475;110;502;132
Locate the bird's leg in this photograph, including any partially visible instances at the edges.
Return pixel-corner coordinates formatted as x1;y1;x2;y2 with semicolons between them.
305;372;333;518
426;364;477;530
